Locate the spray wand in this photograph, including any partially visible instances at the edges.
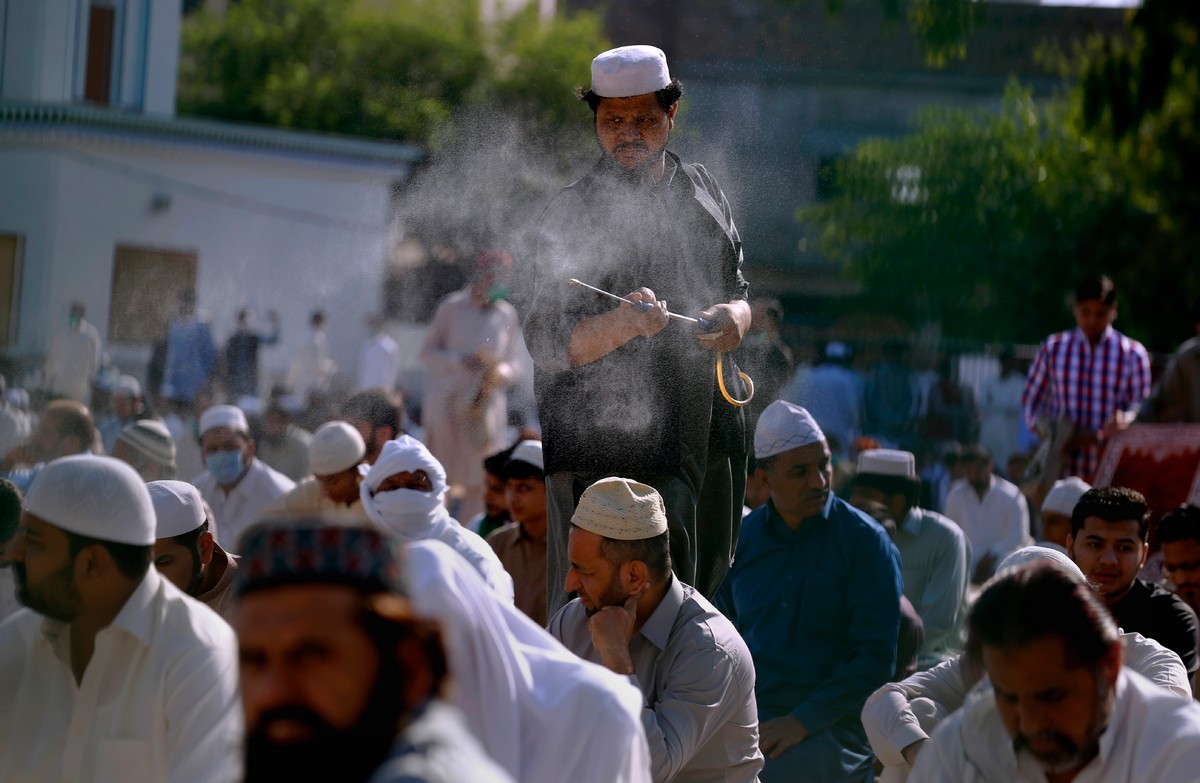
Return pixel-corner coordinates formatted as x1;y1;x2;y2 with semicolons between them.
567;278;754;407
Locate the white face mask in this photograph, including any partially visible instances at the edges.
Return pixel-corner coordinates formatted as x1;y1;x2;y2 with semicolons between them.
363;486;445;540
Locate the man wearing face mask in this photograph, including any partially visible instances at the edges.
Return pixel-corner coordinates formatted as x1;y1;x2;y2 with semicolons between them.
419;250;521;523
361;435;514;602
193;404;294;550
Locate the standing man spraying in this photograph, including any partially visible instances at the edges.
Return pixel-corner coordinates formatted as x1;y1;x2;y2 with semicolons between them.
523;45;752;616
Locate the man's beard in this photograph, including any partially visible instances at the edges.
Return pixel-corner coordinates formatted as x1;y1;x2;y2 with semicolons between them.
12;561;81;621
583;570;628;619
244;649;407;783
1012;675;1111;774
185;550;204;597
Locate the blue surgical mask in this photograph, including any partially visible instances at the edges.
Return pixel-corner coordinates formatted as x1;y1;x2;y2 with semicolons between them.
206;450;246;486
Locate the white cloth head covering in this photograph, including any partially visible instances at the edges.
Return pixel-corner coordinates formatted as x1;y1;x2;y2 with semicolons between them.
507;440;543;472
361;435;450;538
572;477;667;541
857;449;917;479
113;375;141;398
117;419;176;470
404;539;650;783
995;545;1086;584
148;480;206;538
24;454;155;545
590;44;671;98
309;421;366;476
754;400;825;460
199;404;249;437
1042;476;1092;516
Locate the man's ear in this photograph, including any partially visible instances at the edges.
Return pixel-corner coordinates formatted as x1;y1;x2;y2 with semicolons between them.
625;560;649;594
756;467;772;495
245;439;257;460
1066;533;1076;559
198;531;215;567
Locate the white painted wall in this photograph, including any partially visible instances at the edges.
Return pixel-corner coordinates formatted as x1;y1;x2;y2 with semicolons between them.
0;134;409;391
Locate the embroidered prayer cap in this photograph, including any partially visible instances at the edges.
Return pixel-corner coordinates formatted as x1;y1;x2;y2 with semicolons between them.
572;477;667;541
234;519;407;598
117;419;176;471
24;454;156;546
506;440;543;472
996;545;1086;585
856;449;917;480
199;404;249;437
590;45;671;98
754;400;826;460
1042;477;1092;517
148;480;207;539
113;375;142;399
309;421;366;477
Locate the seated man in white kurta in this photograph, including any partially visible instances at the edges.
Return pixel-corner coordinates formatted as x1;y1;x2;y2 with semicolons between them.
0;455;241;782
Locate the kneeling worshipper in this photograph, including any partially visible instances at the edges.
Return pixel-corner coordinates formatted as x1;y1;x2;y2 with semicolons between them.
361;435;514;601
0;455;241;782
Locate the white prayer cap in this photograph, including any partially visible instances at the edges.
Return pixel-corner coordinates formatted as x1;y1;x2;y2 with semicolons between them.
506;440;543;472
996;545;1086;584
572;477;667;541
856;449;917;479
1042;477;1091;517
113;375;141;398
199;404;249;437
148;480;206;539
590;45;671;98
24;455;155;545
310;421;366;477
754;400;826;460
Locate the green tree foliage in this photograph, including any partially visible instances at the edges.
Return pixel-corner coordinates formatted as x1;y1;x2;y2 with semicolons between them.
799;85;1171;345
177;0;608;149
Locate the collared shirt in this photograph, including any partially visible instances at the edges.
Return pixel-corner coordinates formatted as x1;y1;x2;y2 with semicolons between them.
195;548;240;624
0;569;242;783
1110;578;1199;673
863;631;1191;774
194;456;295;550
1022;325;1151;482
367;700;515;783
910;669;1200;782
894;507;971;668
550;576;763;783
486;522;547;627
943;476;1030;576
714;495;902;733
256;425;312;482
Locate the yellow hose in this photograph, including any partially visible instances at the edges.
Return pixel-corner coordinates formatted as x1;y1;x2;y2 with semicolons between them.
716;352;754;407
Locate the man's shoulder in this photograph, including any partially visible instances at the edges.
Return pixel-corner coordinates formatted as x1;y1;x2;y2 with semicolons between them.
156;577;237;649
1139;579;1198;620
677;584;752;662
484;522;520;549
248;458;296;493
989;476;1024;501
914;508;968;542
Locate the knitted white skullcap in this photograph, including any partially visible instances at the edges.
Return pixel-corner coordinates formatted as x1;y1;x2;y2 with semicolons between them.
856;449;917;479
117;419;176;470
572;477;667;541
591;45;671;98
199;404;249;437
996;545;1085;584
148;480;207;539
309;421;366;477
754;400;825;460
507;440;544;472
1042;477;1092;517
24;454;155;545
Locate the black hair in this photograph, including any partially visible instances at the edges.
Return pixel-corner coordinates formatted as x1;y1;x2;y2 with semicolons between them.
1075;274;1117;306
167;520;209;556
46;400;96;452
1070;486;1151;541
596;529;672;584
961;443;991;464
360;609;448;700
852;473;921;512
342;389;402;435
967;562;1118;668
65;530;152;581
1157;505;1200;545
0;478;22;546
575;77;684;115
503;459;544;483
1190;295;1200;327
483;443;519;477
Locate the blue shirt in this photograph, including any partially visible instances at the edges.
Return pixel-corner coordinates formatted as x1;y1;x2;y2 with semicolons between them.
715;494;902;733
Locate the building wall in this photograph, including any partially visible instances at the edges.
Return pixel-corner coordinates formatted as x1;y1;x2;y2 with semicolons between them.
0;135;405;387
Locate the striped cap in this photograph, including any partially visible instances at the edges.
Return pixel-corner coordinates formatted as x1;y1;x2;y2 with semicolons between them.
116;419;176;471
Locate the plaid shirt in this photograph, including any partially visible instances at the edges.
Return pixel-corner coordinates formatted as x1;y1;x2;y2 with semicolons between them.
1022;326;1151;482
